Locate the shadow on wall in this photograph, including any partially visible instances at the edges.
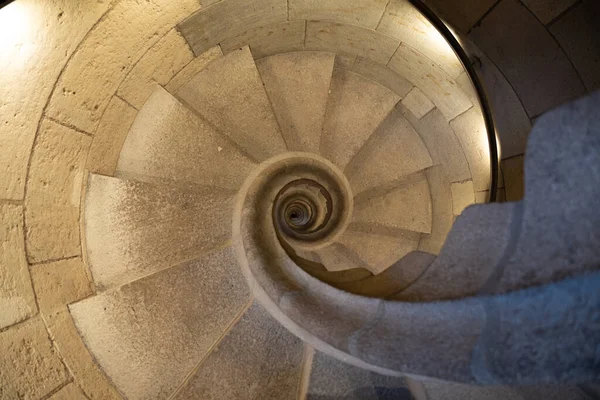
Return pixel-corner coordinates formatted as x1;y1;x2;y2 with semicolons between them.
309;386;414;400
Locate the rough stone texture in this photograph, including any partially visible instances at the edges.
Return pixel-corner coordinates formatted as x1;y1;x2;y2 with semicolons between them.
178;0;287;56
117;86;255;190
317;243;372;272
418;378;522;400
401;87;435;119
345;109;432;195
85;174;234;289
389;44;472;120
307;351;411;399
117;29;194;109
451;180;475;215
25;119;91;263
220;20;306;59
469;0;586;117
44;308;122;400
177;46;287;161
0;204;36;329
0;0;118;200
320;69;400;169
398;203;515;301
419;0;497;33
401;106;472;183
337;229;420;274
418;166;454;254
517;385;593;400
522;0;579;24
335;53;358;70
30;258;93;314
165;46;223;93
0;317;69;399
257;52;335;153
305;21;401;66
86;96;137;176
550;0;600;92
289;0;389;29
352;57;414;98
501;156;525;201
378;0;464;79
174;302;304;400
353;175;432;234
70;247;250;400
49;383;87;400
46;0;201;134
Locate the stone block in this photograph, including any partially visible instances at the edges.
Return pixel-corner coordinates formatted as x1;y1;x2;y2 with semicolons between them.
25;119;91;263
289;0;389;29
0;317;69;399
389;44;472;120
46;0;200;133
70;247;250;400
220;20;306;59
419;0;497;33
501;156;524;201
401;87;434;119
0;204;36;329
522;0;579;24
117;29;194;109
316;243;371;272
418;166;454;254
174;302;304;400
30;258;93;314
320;69;400;169
469;0;585;117
86;96;137;176
451;180;475;215
178;0;287;56
352;57;413;98
165;46;223;93
49;383;87;400
305;21;400;66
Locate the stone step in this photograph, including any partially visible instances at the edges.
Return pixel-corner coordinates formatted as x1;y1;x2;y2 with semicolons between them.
256;51;335;153
315;242;372;272
85;173;235;290
69;246;250;400
116;85;255;190
345;107;433;196
177;46;287;161
320;68;401;169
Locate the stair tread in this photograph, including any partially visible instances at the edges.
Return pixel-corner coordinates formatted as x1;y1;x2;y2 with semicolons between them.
178;46;287;161
315;242;371;272
116;85;255;190
85;173;234;289
320;68;401;169
69;246;250;400
257;51;335;154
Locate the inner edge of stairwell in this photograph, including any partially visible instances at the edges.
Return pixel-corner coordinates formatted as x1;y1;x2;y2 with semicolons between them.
297;344;315;400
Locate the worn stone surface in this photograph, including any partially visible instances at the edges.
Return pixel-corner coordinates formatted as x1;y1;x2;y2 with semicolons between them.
70;247;250;400
0;317;69;400
305;21;400;66
418;166;454;254
401;87;435;119
389;44;472;120
321;69;400;169
420;0;497;33
165;46;223;93
257;52;335;153
0;0;118;200
522;0;579;24
469;0;585;117
220;20;306;59
401;106;472;183
550;0;600;92
44;308;122;400
117;29;194;109
117;86;255;190
450;107;492;192
378;0;464;79
49;383;88;400
30;257;93;314
0;204;36;329
178;46;287;161
352;57;413;98
85;174;234;289
86;96;137;176
307;351;411;399
289;0;389;29
174;302;304;400
335;54;358;70
345;109;432;195
451;180;475;215
317;243;372;272
178;0;287;56
501;156;525;201
47;0;201;134
25;119;91;263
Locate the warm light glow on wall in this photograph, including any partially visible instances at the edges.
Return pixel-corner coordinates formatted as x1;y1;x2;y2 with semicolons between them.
0;1;35;65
